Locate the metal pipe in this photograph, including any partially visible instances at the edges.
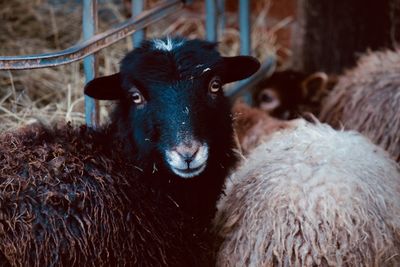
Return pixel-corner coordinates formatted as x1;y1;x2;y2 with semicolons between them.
239;0;251;56
205;0;217;42
0;0;183;70
217;0;225;37
226;56;276;102
238;0;253;104
132;0;145;47
83;0;99;128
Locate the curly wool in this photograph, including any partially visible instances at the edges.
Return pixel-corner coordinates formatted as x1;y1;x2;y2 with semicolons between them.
214;122;400;267
0;124;213;267
319;49;400;163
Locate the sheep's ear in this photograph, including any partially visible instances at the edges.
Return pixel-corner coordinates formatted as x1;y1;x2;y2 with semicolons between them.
221;56;260;84
301;72;328;100
84;73;124;100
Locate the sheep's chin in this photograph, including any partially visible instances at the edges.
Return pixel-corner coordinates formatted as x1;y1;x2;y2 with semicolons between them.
170;163;207;179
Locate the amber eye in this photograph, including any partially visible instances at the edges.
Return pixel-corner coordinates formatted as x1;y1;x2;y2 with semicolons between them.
129;89;144;105
209;77;222;93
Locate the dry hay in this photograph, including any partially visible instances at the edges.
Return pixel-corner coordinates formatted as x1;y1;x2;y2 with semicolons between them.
0;0;131;132
0;0;277;132
319;49;400;163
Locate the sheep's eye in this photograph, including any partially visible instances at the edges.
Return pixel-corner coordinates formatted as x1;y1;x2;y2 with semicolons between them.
258;88;280;111
258;89;278;104
260;92;274;103
130;91;144;105
209;77;222;93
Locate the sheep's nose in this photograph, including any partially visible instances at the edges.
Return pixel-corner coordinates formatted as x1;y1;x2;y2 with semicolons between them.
175;141;201;165
166;141;209;179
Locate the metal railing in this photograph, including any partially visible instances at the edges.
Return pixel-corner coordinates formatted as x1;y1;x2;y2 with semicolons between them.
0;0;275;127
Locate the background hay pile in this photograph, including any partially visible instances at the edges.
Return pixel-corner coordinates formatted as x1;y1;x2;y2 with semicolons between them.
0;0;278;132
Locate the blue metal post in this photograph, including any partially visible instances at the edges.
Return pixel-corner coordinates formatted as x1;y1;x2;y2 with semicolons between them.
132;0;145;47
206;0;217;42
239;0;251;56
83;0;99;128
217;0;225;37
239;0;252;104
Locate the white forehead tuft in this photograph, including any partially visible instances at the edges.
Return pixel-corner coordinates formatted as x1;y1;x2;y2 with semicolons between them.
152;37;183;52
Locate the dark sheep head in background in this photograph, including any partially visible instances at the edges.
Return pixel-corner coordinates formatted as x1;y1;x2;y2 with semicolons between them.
252;70;335;119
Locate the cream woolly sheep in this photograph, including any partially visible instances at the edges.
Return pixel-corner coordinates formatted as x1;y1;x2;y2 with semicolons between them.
319;49;400;163
214;122;400;267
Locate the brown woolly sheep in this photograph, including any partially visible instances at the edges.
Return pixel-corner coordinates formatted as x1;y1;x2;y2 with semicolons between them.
232;101;300;155
214;121;400;267
319;49;400;163
0;124;212;266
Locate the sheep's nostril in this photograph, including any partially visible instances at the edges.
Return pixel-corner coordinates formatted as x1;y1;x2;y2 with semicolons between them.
177;149;198;164
175;142;201;162
166;142;209;178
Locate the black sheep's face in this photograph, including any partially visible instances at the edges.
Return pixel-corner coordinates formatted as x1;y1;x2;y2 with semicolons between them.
129;77;225;178
85;37;260;179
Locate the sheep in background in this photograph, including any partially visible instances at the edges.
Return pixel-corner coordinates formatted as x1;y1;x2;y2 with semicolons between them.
252;70;336;119
232;101;301;155
0;37;260;266
319;49;400;163
214;121;400;267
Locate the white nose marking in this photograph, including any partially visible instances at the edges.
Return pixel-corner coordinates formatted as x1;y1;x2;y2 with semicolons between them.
166;142;209;179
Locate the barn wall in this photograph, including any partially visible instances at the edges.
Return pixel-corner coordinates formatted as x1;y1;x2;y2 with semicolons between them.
292;0;400;74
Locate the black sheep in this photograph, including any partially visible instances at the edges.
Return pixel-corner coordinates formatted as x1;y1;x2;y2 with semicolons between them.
0;37;260;266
